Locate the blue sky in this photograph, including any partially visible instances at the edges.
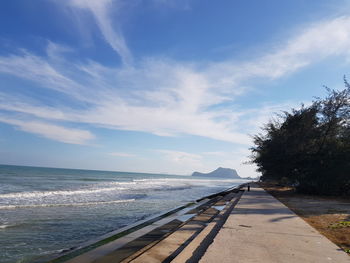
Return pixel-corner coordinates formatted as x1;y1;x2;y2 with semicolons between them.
1;0;350;176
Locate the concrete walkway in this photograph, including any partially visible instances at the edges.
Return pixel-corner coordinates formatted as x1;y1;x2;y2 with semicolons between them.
199;184;350;263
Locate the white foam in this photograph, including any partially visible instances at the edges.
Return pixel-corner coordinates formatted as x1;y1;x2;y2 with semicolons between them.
0;186;126;199
133;178;243;184
0;177;247;208
0;178;242;200
0;199;135;210
0;224;12;229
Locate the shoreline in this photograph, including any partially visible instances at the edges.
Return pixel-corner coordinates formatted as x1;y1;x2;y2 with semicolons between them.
42;183;248;263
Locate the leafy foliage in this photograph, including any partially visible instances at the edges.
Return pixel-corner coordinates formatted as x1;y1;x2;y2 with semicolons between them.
250;78;350;195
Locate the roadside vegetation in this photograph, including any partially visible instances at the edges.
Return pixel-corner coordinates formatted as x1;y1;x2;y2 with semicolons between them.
250;78;350;196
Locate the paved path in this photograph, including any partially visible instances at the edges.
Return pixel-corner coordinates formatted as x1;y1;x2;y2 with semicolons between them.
199;184;350;263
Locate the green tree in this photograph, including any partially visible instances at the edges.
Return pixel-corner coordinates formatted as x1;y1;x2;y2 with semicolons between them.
250;79;350;195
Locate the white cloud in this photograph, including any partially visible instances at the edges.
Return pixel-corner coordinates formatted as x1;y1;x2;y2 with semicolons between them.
211;16;350;84
0;54;251;144
157;149;204;171
221;148;258;178
202;151;227;156
196;148;259;178
68;0;132;65
109;152;135;157
46;41;73;60
1;16;350;148
0;50;91;102
158;149;201;162
0;117;94;145
153;148;259;177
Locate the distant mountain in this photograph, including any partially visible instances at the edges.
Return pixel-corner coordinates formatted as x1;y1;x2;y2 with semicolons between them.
192;167;240;178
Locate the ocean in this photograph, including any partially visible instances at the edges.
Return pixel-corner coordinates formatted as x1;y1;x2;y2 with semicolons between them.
0;165;248;263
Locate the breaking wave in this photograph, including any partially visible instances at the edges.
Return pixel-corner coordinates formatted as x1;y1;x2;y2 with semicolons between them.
0;176;243;210
0;199;135;210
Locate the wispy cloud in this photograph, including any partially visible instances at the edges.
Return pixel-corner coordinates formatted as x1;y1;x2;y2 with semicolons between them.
0;53;250;144
157;149;203;169
1;15;350;146
157;149;201;162
210;16;350;85
0;116;94;145
0;50;90;102
68;0;132;65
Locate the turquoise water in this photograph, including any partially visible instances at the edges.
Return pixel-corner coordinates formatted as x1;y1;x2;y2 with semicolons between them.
0;165;247;263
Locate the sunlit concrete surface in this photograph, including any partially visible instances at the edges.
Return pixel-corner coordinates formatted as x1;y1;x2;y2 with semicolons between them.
199;185;350;263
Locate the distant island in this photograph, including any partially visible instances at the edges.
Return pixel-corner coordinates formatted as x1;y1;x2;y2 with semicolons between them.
192;167;241;179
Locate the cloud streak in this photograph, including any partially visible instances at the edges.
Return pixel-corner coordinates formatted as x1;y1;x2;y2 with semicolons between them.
206;16;350;93
0;116;94;145
68;0;132;65
1;16;350;146
157;149;203;171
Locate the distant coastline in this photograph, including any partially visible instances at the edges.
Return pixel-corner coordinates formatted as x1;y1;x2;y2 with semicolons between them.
192;167;240;178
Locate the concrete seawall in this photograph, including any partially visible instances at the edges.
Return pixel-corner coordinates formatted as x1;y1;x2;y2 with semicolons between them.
46;183;349;263
45;184;246;263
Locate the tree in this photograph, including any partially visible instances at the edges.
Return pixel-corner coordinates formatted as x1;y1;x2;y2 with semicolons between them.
250;79;350;196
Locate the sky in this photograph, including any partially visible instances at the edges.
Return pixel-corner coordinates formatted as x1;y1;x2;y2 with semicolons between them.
1;0;350;177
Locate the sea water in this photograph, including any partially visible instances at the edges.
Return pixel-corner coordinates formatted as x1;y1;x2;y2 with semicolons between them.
0;165;248;263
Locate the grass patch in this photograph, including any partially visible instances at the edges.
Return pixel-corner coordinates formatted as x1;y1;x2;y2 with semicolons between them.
329;221;350;229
